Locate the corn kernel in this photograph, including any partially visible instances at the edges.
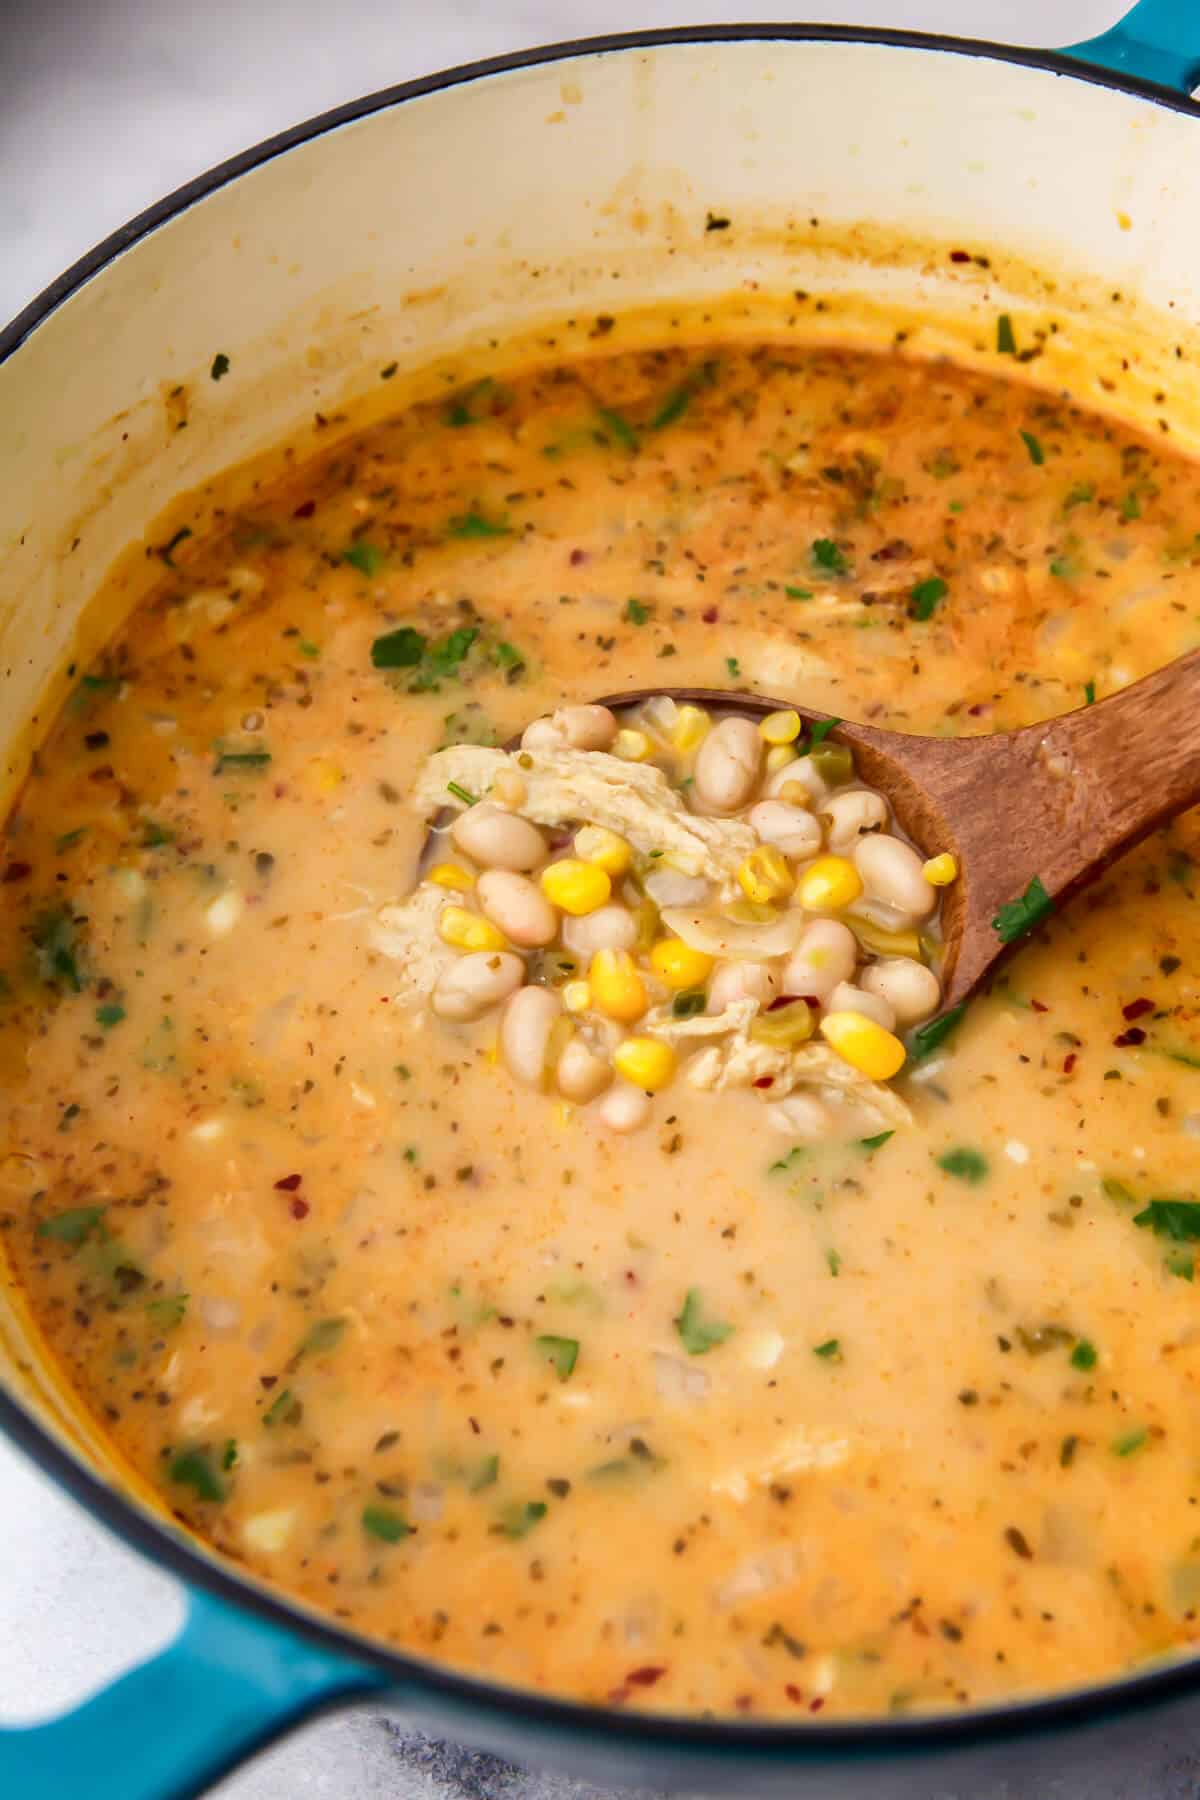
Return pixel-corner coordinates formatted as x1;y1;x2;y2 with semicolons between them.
308;757;344;794
613;1036;677;1093
766;744;799;774
428;862;476;892
540;858;612;916
797;855;863;913
575;824;633;877
737;846;796;906
820;1010;907;1080
589;948;648;1023
612;728;653;763
671;705;711;753
562;979;592;1014
760;709;802;746
438;905;507;952
923;852;958;887
649;937;715;991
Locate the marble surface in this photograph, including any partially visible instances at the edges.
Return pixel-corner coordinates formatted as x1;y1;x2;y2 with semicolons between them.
2;1;1189;1796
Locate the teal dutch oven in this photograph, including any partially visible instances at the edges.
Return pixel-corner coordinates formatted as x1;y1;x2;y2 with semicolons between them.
3;4;1200;1793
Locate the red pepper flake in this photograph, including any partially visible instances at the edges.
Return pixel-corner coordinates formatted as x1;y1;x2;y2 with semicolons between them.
273;1173;303;1191
293;499;316;519
569;548;588;567
949;249;971;263
623;1268;639;1287
753;1076;775;1089
1030;998;1048;1014
735;1694;754;1714
1063;1052;1078;1074
625;1666;667;1688
702;606;719;624
1113;1027;1146;1047
785;1684;805;1705
1;861;31;883
290;1197;310;1220
1122;997;1155;1021
809;1697;825;1714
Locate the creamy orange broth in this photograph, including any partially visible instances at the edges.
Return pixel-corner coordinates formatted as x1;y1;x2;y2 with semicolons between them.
6;342;1200;1719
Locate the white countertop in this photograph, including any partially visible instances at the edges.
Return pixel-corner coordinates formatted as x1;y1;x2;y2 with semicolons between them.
2;2;1188;1795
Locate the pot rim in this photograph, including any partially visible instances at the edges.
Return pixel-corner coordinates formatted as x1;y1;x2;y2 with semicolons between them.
3;19;1200;1760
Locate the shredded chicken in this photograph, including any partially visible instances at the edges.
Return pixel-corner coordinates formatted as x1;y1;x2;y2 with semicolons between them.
369;886;452;1004
686;1037;912;1128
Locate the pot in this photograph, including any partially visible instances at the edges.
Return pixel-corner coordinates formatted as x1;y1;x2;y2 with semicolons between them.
3;5;1200;1794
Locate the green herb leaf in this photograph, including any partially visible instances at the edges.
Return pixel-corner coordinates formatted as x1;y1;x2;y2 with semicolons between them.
624;599;651;625
54;827;87;854
811;538;849;575
992;874;1053;944
909;576;948;621
343;541;384;577
597;406;639;451
936;1147;989;1185
1167;1252;1195;1282
221;1438;239;1471
263;1387;301;1428
801;717;841;754
769;1145;807;1175
812;1338;842;1361
534;1334;579;1382
297;1316;346;1357
468;1453;500;1492
371;627;426;669
495;1499;548;1539
95;1003;125;1029
210;352;230;381
213;748;271;773
1120;489;1141;521
909;1002;966;1063
141;822;174;848
826;1248;842;1277
725;656;741;680
445;378;497;427
1113;1428;1148;1458
447;508;510;539
362;1504;412;1543
1063;482;1094;512
996;314;1017;355
146;1293;188;1330
675;1288;734;1356
1102;1176;1135;1205
1134;1199;1200;1242
168;1446;226;1503
37;1204;106;1246
32;908;85;992
1019;429;1045;466
492;641;526;678
671;990;707;1019
1084;680;1096;706
784;585;813;600
860;1130;894;1152
1070;1339;1098;1371
446;780;477;806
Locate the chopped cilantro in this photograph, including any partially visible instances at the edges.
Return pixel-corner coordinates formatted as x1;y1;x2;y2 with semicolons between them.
1019;429;1045;466
672;990;707;1019
1063;482;1094;511
1133;1199;1200;1242
54;827;87;854
32;908;85;992
409;626;480;690
210;352;230;381
445;378;497;427
37;1204;106;1246
811;537;849;575
1113;1428;1148;1458
297;1316;346;1357
909;1002;966;1063
168;1446;226;1503
213;749;271;774
298;640;320;660
769;1146;807;1175
996;314;1017;355
468;1453;500;1492
1120;489;1141;521
785;585;813;600
812;1338;842;1361
221;1438;239;1472
909;576;948;621
141;822;174;848
1084;680;1096;706
492;641;526;679
371;627;426;669
597;406;638;451
992;874;1053;944
1102;1176;1135;1205
447;508;510;539
1168;1252;1195;1282
860;1131;894;1151
936;1147;989;1185
826;1248;842;1278
625;599;651;625
343;541;384;577
534;1334;579;1382
146;1293;188;1330
495;1500;547;1540
95;1003;125;1029
675;1288;734;1356
362;1504;411;1543
263;1387;301;1428
802;717;841;754
447;781;477;806
1070;1339;1098;1372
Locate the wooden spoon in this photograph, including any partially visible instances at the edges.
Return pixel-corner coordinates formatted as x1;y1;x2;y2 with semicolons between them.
603;650;1200;1011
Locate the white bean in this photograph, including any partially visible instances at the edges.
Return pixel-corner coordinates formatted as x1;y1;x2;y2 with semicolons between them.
597;1081;652;1133
431;950;525;1022
748;800;823;859
563;904;637;958
553;703;618;751
707;960;780;1013
500;985;562;1087
764;1093;834;1139
692;716;763;813
821;788;889;853
861;957;941;1026
828;980;896;1033
557;1037;612;1103
764;759;826;803
854;834;937;919
476;871;558;948
781;919;858;1002
452;802;547;872
521;716;567;752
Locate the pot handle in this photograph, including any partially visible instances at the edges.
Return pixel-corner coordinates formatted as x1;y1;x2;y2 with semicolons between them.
1065;0;1200;95
0;1583;388;1800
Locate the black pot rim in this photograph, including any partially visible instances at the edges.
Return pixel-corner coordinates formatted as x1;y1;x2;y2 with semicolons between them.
3;19;1200;1765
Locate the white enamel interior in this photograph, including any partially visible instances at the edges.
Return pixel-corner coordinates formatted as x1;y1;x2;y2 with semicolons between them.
0;22;1198;1606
